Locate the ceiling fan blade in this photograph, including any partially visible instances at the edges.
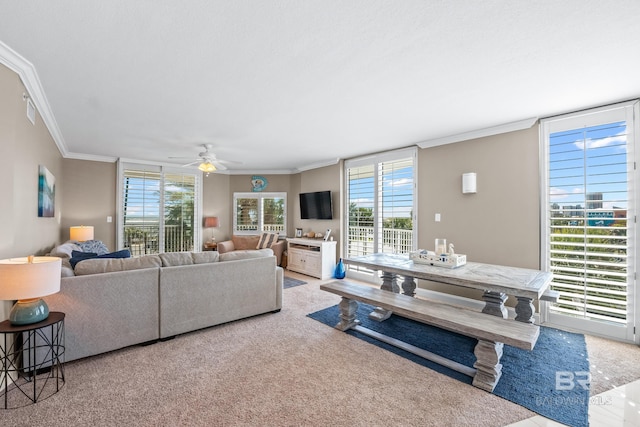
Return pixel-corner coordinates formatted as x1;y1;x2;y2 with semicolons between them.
181;160;200;167
211;161;227;171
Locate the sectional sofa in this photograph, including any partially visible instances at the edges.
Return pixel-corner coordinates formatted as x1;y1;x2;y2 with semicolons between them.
44;244;283;362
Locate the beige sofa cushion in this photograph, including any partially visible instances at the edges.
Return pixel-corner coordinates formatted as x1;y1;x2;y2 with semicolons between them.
74;255;162;275
191;251;220;264
219;248;274;262
159;252;194;266
232;235;260;250
159;251;220;267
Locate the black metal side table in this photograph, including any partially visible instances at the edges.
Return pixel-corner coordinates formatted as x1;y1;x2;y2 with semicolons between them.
0;311;65;409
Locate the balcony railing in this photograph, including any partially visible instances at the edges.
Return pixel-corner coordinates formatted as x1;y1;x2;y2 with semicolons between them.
124;224;193;256
236;224;285;232
347;226;413;256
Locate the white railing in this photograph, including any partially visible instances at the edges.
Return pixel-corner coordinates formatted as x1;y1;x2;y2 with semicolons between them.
347;226;413;256
124;224;193;256
236;224;285;232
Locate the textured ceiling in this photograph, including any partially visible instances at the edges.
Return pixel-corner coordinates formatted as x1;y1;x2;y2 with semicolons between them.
0;1;639;173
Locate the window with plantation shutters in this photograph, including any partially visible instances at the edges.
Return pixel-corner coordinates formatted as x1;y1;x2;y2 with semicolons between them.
345;147;417;277
118;163;200;255
541;101;638;342
233;192;286;236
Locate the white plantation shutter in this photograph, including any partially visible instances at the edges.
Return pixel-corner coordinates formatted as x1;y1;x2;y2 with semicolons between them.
233;193;286;235
345;147;417;276
122;169;162;255
541;101;638;341
377;157;415;254
119;163;200;254
347;164;375;258
164;173;197;252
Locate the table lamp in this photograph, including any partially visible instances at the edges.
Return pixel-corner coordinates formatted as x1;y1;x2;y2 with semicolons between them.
0;256;62;325
70;225;94;242
203;216;219;243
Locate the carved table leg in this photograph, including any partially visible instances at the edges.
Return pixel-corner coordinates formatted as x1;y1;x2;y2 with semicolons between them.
336;297;360;331
369;271;398;322
515;297;535;323
380;271;400;293
472;340;504;392
401;275;416;297
481;291;508;319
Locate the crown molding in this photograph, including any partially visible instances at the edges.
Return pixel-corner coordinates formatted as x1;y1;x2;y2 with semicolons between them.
294;158;340;173
417;117;538;149
0;41;68;157
225;168;297;175
64;152;118;163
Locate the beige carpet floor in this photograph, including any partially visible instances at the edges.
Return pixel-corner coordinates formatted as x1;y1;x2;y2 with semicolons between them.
3;273;640;426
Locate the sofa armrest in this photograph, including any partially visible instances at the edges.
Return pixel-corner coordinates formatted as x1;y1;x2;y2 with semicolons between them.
271;240;286;266
217;240;235;254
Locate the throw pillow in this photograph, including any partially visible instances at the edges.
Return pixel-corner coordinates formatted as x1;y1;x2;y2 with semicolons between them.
257;232;279;249
69;250;98;268
70;249;131;269
77;240;110;255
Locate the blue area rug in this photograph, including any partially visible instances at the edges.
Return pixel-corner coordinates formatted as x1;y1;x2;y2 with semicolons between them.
283;276;307;289
308;303;589;427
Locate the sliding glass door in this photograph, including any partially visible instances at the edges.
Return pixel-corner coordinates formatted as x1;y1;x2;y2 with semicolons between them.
344;147;417;279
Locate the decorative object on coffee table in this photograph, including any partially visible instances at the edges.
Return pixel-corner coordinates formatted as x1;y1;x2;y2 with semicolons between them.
334;258;346;279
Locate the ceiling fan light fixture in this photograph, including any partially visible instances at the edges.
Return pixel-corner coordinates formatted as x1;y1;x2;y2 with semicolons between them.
198;162;216;173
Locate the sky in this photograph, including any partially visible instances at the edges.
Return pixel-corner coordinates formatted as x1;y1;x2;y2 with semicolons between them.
548;121;629;213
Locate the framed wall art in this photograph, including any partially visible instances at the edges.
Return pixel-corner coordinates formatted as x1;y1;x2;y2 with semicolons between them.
38;165;55;217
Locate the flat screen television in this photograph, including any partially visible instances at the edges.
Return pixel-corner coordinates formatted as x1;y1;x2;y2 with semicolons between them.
299;191;333;220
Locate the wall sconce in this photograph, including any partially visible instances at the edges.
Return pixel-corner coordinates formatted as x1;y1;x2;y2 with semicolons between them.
70;225;94;242
462;173;477;194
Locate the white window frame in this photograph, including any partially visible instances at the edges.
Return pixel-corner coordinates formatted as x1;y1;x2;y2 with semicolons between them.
539;100;639;343
117;160;202;253
344;147;418;282
233;192;287;236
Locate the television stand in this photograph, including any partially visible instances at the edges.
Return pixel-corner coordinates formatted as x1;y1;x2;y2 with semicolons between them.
287;238;337;280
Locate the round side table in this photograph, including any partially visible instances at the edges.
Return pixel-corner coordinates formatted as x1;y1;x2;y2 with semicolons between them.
0;312;65;409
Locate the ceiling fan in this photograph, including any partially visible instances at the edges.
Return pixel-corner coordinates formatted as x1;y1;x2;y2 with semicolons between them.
171;144;240;172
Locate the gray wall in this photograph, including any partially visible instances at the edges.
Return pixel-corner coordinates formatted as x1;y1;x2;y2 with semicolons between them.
0;63;64;318
417;126;540;299
61;159;117;250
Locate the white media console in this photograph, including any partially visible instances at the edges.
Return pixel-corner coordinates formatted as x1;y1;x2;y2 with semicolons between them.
287;238;337;280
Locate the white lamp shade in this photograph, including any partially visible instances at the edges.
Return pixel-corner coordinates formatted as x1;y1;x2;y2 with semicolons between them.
462;173;477;194
70;225;94;242
0;256;62;300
